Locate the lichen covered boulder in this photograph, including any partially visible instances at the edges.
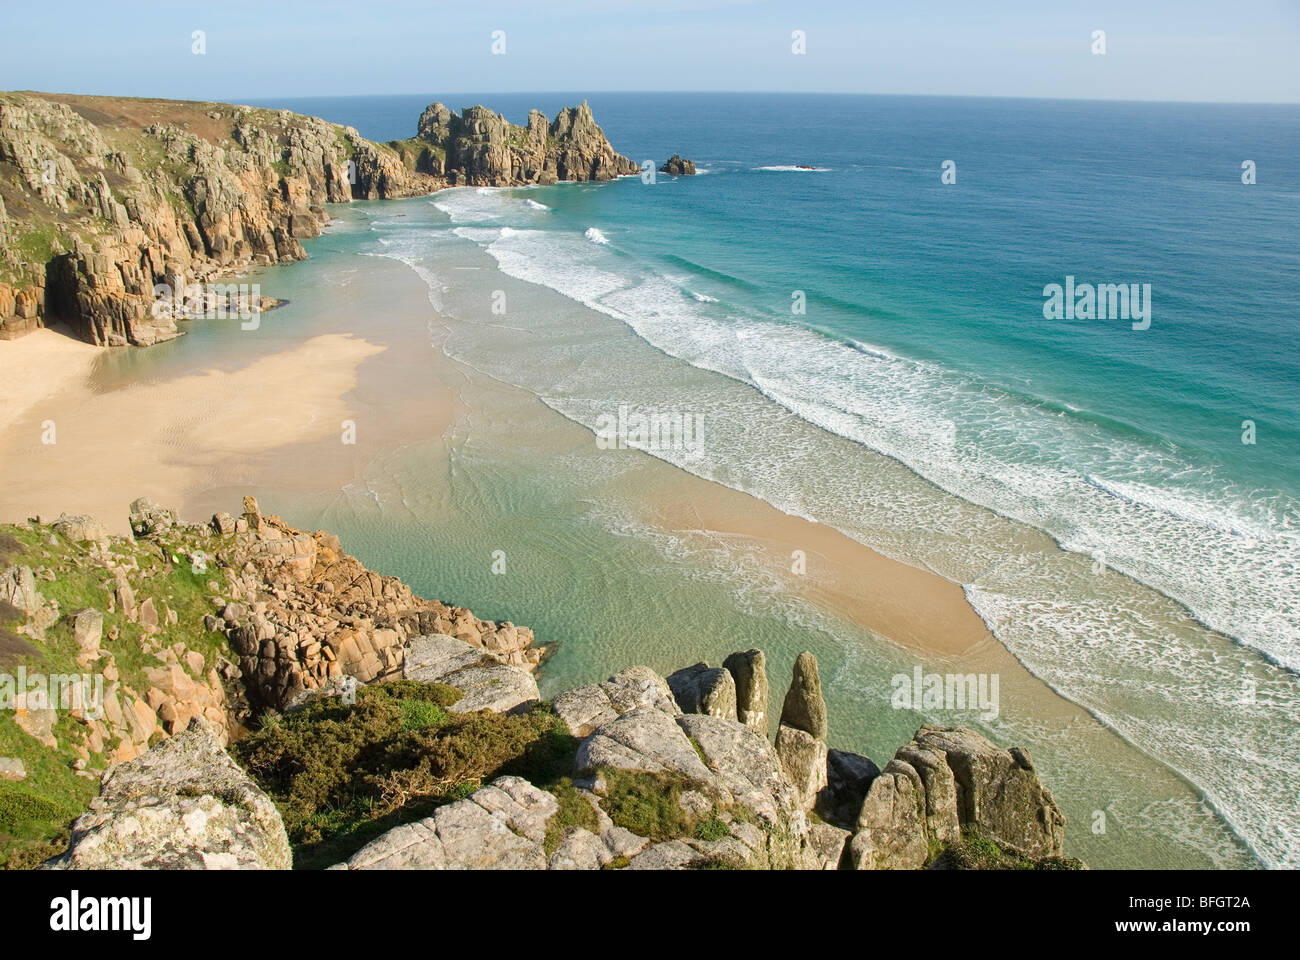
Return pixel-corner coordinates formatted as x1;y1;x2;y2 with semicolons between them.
909;725;1065;858
667;662;737;721
47;717;290;870
552;665;679;737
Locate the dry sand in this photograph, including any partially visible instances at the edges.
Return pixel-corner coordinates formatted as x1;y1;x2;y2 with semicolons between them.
0;331;386;535
0;317;998;664
0;326;102;425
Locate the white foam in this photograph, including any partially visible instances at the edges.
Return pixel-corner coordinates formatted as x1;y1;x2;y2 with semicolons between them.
584;227;610;245
753;165;832;172
396;200;1300;869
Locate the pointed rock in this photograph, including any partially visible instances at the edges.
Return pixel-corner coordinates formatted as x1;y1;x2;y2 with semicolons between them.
779;651;827;740
722;648;769;734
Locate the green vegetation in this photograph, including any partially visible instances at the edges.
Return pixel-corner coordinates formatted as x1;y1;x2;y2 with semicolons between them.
0;520;239;868
686;853;746;870
232;681;583;869
9;221;63;270
385;137;444;175
597;767;733;845
927;830;1085;870
543;778;600;856
399;698;446;731
694;815;730;842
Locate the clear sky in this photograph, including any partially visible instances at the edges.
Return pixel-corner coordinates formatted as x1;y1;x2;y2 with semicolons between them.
4;0;1298;104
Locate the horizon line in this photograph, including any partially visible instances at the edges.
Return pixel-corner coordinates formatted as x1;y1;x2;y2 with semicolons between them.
10;88;1300;109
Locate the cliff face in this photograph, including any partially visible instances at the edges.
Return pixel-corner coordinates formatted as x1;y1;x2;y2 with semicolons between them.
408;99;639;187
0;93;439;346
0;93;638;347
0;496;543;867
1;497;1078;871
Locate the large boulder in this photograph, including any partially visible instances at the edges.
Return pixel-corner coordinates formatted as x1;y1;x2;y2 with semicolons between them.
722;649;769;733
845;725;1068;869
667;662;737;721
0;564;41;615
337;776;557;870
552;665;679;737
402;633;538;714
575;706;714;783
895;739;960;844
72;608;103;665
676;714;802;827
572;705;816;868
52;514;109;547
779;651;827;740
47;717;291;870
0;757;25;781
336;776;652;871
909;725;1065;858
128;498;177;538
848;760;930;870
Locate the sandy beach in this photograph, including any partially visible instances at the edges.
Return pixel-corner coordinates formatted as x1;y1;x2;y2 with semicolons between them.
0;329;386;535
0;326;102;425
1;271;995;664
0;228;1249;871
645;483;995;660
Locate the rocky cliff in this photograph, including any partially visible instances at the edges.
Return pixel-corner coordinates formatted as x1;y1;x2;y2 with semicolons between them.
0;93;438;346
0;93;638;346
0;496;540;868
403;99;639;187
0;497;1078;871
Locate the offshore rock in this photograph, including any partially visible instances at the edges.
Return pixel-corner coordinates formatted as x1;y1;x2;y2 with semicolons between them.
659;154;697;175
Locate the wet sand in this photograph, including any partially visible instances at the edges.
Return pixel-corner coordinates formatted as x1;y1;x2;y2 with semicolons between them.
646;483;996;660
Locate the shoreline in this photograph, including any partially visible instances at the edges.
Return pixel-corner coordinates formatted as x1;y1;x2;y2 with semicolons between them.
0;247;1010;663
0;203;1266;869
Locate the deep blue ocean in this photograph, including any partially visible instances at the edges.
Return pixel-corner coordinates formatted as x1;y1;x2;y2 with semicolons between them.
241;93;1300;866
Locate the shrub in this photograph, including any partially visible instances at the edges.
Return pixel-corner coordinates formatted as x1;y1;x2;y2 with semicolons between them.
599;769;695;841
399;699;447;731
0;784;67;831
695;816;731;842
231;681;580;868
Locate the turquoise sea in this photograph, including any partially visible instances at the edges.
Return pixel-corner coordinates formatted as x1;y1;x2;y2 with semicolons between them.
165;92;1300;869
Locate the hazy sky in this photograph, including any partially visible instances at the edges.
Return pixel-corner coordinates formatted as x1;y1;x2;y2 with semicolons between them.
4;0;1298;103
